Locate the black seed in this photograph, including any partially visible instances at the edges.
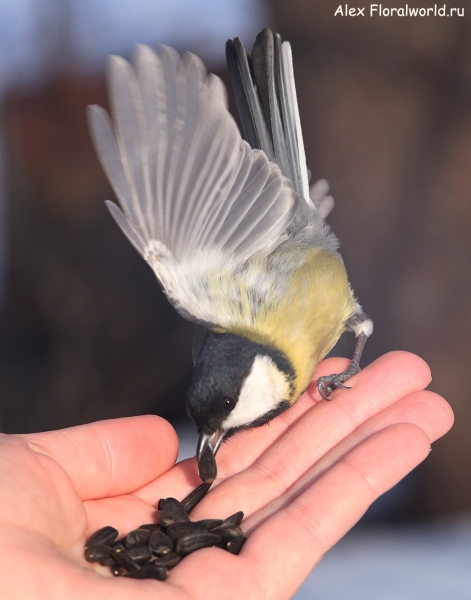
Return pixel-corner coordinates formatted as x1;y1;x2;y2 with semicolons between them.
110;548;141;571
99;556;117;567
155;510;176;528
85;526;119;549
181;482;211;514
85;544;111;563
166;521;207;540
83;498;247;580
195;519;223;530
123;545;152;564
125;565;169;580
175;532;221;556
125;528;151;547
219;511;244;528
148;530;174;556
215;526;243;544
152;552;181;568
158;497;189;522
226;536;246;555
139;523;161;532
198;446;217;484
111;541;126;552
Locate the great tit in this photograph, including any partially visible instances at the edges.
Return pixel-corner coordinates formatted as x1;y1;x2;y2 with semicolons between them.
88;28;373;480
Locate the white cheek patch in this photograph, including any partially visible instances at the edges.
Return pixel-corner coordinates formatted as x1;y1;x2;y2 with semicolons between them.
221;355;290;431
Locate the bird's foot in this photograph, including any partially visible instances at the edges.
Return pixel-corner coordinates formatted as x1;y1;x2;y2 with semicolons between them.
317;360;360;400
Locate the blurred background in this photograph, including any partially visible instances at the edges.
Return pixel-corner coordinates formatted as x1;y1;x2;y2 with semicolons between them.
0;0;470;597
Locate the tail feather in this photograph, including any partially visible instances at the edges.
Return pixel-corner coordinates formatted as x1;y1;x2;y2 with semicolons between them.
225;38;275;162
226;28;311;205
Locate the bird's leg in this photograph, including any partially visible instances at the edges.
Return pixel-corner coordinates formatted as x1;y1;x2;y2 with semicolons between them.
317;333;367;400
317;306;373;400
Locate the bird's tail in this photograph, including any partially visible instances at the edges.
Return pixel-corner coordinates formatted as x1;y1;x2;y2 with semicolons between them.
226;29;310;204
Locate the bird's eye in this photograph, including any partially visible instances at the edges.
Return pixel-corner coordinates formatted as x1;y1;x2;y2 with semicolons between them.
223;397;236;412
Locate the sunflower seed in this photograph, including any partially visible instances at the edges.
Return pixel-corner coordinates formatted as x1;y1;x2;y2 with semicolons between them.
166;521;207;540
110;548;141;571
84;484;246;580
122;545;152;564
181;482;211;514
215;526;243;544
195;519;223;530
175;532;222;556
99;556;118;567
198;446;217;484
226;536;246;555
85;526;119;549
125;565;169;580
148;530;174;555
85;544;111;563
125;528;151;547
138;523;161;532
158;498;189;522
111;541;126;552
155;510;176;528
218;511;244;528
152;552;181;569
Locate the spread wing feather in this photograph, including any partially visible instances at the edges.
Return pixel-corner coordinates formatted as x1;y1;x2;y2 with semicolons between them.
88;44;296;324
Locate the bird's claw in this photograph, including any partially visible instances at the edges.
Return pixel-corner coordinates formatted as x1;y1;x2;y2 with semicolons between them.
317;375;351;400
316;361;360;400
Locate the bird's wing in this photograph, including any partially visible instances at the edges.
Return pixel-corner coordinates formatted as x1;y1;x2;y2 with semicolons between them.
226;29;312;206
88;45;297;325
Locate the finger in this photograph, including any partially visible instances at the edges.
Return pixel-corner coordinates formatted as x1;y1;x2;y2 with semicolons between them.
18;416;179;500
84;388;452;535
354;389;454;444
136;351;429;504
243;423;431;600
237;389;451;529
250;387;452;511
167;424;430;600
217;351;431;479
216;351;431;479
185;352;438;518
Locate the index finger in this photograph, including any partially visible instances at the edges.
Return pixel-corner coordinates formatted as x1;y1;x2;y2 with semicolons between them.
17;416;179;500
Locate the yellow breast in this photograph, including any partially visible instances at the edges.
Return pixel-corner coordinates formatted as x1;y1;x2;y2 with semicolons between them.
233;247;355;400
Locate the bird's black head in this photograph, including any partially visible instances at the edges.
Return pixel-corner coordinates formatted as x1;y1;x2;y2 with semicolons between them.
187;331;294;461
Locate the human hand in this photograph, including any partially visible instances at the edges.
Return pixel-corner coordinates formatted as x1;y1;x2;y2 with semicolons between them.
0;352;452;599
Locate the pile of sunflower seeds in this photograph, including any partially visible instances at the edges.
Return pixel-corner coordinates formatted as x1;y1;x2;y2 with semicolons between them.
84;483;246;580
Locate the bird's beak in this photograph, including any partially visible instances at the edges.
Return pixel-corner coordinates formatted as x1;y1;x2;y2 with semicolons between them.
197;429;226;462
196;430;226;484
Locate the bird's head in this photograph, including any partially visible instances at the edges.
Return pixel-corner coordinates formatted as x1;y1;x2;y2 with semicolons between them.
187;331;294;475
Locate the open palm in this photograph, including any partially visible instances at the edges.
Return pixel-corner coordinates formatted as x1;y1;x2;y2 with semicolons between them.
0;352;452;599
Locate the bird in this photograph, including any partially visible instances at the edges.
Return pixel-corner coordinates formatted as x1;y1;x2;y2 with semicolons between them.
88;28;373;481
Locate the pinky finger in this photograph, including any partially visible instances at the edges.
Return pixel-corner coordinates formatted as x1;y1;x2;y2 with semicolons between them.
242;423;431;600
